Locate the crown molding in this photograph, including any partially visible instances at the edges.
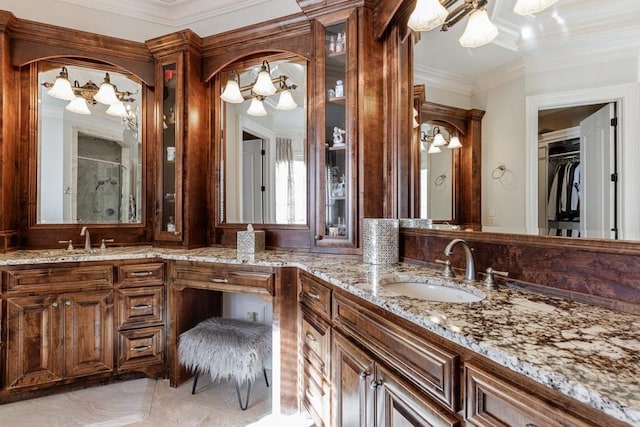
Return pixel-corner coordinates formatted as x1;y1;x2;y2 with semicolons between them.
414;64;473;96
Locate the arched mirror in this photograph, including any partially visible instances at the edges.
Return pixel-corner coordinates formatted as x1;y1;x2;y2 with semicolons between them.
218;56;307;225
37;61;143;224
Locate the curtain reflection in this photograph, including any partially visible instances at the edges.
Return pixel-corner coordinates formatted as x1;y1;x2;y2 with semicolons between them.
275;138;295;223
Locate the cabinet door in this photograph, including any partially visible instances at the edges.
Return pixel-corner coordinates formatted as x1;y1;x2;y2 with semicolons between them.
155;57;183;242
375;363;460;427
63;290;114;377
332;331;375;427
6;295;63;388
313;12;358;251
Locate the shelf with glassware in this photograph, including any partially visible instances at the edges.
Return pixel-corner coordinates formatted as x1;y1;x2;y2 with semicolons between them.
157;61;181;240
314;18;355;249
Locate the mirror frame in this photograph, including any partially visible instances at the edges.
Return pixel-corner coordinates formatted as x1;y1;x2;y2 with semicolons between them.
209;52;313;248
22;58;155;248
415;100;484;230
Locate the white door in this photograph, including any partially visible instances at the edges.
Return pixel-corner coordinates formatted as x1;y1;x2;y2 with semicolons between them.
580;103;616;238
242;138;264;223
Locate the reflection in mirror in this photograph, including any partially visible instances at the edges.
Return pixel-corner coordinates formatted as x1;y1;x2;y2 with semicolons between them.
412;1;640;240
221;58;307;224
419;123;454;220
38;62;142;224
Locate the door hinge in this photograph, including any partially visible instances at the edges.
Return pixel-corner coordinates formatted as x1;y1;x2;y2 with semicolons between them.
611;173;618;182
261;149;266;156
261;185;266;192
611;117;618;127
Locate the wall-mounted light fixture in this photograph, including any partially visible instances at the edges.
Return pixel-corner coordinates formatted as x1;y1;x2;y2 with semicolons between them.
408;0;556;48
42;67;136;117
421;126;462;153
220;60;298;116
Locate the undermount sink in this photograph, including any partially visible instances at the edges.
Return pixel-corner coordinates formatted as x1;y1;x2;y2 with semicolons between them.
384;281;484;303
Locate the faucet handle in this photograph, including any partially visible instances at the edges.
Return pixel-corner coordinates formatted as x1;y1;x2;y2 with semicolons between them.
100;238;115;250
435;259;455;278
484;267;509;288
59;240;74;251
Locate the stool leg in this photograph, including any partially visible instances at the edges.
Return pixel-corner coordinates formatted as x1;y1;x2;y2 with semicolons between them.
263;368;269;388
235;380;252;411
191;368;200;395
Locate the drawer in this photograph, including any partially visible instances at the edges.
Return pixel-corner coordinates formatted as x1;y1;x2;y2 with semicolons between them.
333;292;459;412
118;326;165;371
301;362;330;427
118;263;164;288
465;363;599;427
300;307;331;377
4;264;113;293
172;262;274;295
117;286;164;329
299;273;331;319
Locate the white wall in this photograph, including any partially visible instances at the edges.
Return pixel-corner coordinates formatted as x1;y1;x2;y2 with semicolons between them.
473;53;640;234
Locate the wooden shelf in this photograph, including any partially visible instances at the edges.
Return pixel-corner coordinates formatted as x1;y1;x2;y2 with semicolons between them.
328;96;345;104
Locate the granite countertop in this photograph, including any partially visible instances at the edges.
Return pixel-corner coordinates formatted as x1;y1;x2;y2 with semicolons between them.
1;246;639;425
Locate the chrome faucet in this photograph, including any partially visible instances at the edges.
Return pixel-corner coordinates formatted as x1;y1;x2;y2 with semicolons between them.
444;238;476;282
80;226;91;250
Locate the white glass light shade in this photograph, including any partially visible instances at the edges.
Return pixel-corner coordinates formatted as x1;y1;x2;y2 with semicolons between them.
459;8;499;48
252;66;277;97
65;96;91;115
47;68;75;101
448;136;463;148
433;132;447;147
407;0;449;32
106;101;129;118
94;73;120;105
427;143;442;154
276;89;297;110
247;98;268;116
220;79;244;103
513;0;558;16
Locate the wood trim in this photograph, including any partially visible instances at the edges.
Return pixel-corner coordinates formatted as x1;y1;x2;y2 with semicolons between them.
5;12;153;85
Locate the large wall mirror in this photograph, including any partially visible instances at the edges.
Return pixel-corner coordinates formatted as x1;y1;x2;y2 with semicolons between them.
219;57;307;225
411;0;640;240
38;61;142;224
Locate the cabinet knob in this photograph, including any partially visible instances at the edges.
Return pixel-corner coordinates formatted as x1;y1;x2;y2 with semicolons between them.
314;235;322;241
305;332;317;343
65;300;72;306
52;302;59;308
369;379;382;390
359;371;370;380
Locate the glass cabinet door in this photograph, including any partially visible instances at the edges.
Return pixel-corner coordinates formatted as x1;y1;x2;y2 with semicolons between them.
314;16;357;250
156;59;182;241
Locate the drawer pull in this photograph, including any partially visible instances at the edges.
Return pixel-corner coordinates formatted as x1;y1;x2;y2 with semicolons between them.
305;332;317;343
210;277;229;283
131;304;153;310
130;345;152;352
370;379;383;390
359;371;370;380
306;291;320;300
131;271;154;277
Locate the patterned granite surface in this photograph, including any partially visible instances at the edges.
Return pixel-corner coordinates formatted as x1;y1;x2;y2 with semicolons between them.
1;246;639;425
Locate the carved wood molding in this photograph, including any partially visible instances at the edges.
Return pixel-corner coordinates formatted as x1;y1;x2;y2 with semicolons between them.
296;0;366;20
146;29;202;59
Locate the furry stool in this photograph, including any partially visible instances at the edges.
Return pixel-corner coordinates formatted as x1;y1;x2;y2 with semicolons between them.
178;317;272;410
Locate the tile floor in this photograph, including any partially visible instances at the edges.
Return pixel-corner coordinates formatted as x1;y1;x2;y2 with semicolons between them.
0;372;314;427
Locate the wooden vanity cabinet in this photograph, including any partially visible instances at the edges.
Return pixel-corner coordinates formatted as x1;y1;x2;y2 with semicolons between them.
299;272;333;426
116;262;166;375
3;264;114;390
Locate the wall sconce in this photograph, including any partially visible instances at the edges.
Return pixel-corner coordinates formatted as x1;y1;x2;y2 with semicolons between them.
42;66;136;117
408;0;498;48
220;60;298;116
421;126;462;153
408;0;557;47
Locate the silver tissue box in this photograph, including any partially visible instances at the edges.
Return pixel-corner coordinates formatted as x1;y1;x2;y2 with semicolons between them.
362;218;399;264
237;225;265;253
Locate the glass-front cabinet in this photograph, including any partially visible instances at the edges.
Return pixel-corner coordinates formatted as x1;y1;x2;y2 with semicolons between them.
314;14;358;251
156;58;182;242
